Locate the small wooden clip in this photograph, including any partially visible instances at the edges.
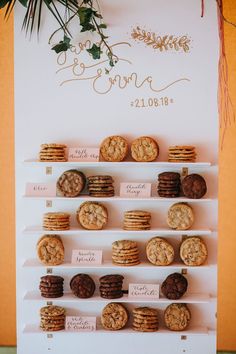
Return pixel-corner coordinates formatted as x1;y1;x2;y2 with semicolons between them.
46;167;52;175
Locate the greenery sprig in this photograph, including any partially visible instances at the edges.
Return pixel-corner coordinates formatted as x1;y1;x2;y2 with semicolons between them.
0;0;117;68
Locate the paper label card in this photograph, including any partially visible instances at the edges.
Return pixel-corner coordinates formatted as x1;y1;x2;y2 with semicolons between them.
71;249;103;265
120;183;151;198
68;148;99;162
25;183;56;197
66;316;96;332
128;284;159;299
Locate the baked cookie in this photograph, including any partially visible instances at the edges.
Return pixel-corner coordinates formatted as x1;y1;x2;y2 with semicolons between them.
161;273;188;300
77;202;108;230
57;170;86;197
180;237;208;266
87;175;115;197
131;136;159;162
70;274;95;298
146;237;174;266
132;307;159;332
167;203;194;230
164;303;191;331
100;136;128;162
157;172;181;198
112;240;140;266
182;174;207;199
37;235;64;266
101;303;128;330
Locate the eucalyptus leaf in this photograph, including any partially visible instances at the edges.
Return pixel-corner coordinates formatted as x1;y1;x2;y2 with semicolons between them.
87;43;102;59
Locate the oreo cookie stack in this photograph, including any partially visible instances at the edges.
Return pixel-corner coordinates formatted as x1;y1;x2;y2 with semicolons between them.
87;175;115;197
157;172;181;198
99;274;124;299
39;275;64;298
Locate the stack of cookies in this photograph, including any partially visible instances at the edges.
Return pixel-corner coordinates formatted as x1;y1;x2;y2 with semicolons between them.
157;172;181;198
43;212;70;231
87;175;115;197
132;307;159;332
99;274;124;299
123;210;151;230
40;305;65;332
37;235;64;266
39;275;64;298
39;143;67;162
101;303;129;330
112;240;140;266
70;274;95;298
168;146;196;162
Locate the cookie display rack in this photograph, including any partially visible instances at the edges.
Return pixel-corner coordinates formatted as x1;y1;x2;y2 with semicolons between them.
17;158;218;354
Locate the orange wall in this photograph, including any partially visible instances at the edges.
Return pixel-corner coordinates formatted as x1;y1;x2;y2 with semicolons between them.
0;1;236;349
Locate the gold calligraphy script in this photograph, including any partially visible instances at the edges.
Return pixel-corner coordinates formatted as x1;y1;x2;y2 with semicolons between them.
131;26;191;53
56;40;190;94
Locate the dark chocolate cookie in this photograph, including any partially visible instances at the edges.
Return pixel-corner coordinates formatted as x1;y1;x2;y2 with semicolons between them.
40;275;64;284
70;274;95;298
161;272;188;300
99;274;124;284
158;172;181;181
182;174;207;199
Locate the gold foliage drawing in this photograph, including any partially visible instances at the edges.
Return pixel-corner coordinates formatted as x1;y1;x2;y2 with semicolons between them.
131;26;191;53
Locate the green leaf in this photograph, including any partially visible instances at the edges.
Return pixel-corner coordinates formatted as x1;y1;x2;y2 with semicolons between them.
78;6;93;25
99;23;107;29
51;35;71;53
18;0;28;7
81;23;95;32
0;0;11;9
87;44;102;59
93;12;102;19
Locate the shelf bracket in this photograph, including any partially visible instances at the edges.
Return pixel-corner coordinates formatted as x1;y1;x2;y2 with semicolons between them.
47;334;53;339
181;335;187;340
47;301;53;306
46;200;52;208
47;268;53;274
181;167;189;177
181;269;188;275
46;167;52;175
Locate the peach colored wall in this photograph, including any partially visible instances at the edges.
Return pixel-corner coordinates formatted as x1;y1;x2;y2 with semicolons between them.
0;1;236;349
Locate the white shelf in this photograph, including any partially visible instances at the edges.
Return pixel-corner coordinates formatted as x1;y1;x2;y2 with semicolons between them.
23;259;213;270
22;225;213;236
23;323;210;336
23;159;212;168
24;291;213;304
23;195;214;203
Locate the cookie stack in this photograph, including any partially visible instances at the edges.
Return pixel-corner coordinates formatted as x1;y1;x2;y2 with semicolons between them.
132;307;159;332
77;201;108;230
70;274;95;298
101;303;129;330
123;210;151;230
43;212;70;231
157;172;181;198
39;275;64;298
161;273;188;300
167;203;194;230
57;170;86;197
112;240;140;266
164;303;191;331
37;235;64;266
99;274;124;299
168;145;196;162
146;237;174;266
39;143;67;162
87;175;115;197
40;305;65;332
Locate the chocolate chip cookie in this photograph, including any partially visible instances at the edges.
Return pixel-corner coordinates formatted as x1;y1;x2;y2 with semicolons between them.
167;203;194;230
77;201;108;230
100;136;128;162
101;303;129;330
57;170;86;197
37;235;64;266
180;237;208;266
131;136;159;162
164;303;191;331
146;237;174;266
